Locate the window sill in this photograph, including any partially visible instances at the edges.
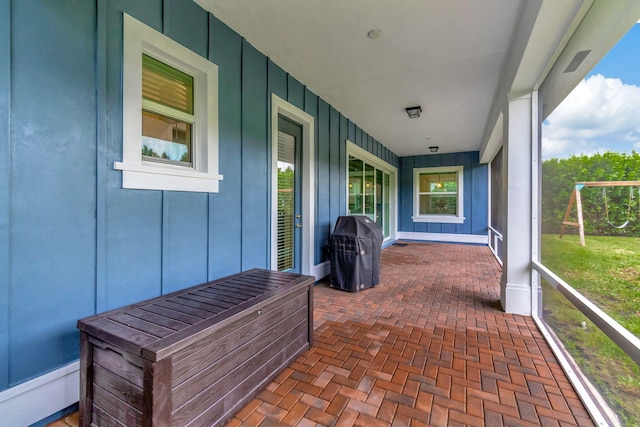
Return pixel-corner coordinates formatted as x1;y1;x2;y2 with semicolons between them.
412;215;465;224
114;161;223;193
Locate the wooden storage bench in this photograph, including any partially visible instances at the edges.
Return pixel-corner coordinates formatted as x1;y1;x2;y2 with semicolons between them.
77;269;314;427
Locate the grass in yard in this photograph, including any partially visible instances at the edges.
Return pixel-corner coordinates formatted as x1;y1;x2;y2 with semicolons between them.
541;234;640;426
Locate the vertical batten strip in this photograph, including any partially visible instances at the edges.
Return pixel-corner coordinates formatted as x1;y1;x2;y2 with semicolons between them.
349;122;355;144
160;0;165;34
317;99;330;264
95;0;108;314
0;0;11;391
329;107;340;230
209;14;243;279
287;75;304;111
339;114;348;216
304;89;318;265
241;41;269;270
161;192;169;295
400;156;414;232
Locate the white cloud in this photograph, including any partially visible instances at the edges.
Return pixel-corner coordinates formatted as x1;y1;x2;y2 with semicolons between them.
542;74;640;159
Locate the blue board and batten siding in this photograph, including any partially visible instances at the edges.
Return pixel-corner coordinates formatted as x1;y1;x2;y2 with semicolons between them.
5;0;98;387
399;152;488;236
0;0;399;397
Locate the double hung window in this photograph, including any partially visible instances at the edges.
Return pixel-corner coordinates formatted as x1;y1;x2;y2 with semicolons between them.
413;166;464;223
116;14;222;193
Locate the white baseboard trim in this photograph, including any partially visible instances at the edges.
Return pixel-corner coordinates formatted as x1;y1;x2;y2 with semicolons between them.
396;231;488;245
0;361;79;426
311;261;330;280
502;282;532;316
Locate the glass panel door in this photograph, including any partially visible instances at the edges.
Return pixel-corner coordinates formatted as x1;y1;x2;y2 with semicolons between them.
277;116;302;272
383;172;390;237
349;156;363;215
348;154;392;239
376;169;383;227
364;163;375;220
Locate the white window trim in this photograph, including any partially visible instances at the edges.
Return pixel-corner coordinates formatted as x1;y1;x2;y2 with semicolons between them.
412;165;465;224
115;14;222;192
346;141;398;242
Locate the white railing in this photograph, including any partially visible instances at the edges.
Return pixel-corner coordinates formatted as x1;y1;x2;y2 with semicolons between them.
488;226;503;265
532;260;640;366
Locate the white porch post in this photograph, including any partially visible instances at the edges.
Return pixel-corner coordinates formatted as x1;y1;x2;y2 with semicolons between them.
500;92;534;315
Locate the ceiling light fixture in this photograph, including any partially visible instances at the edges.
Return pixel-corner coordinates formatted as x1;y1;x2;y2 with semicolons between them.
429;146;439;153
367;29;382;39
405;106;422;119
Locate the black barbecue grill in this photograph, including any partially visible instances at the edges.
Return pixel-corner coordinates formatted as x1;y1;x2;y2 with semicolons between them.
329;215;383;291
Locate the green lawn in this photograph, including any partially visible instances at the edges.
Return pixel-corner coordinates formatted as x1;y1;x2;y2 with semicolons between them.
541;234;640;426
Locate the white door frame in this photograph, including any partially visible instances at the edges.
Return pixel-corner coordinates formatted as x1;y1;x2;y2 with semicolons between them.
271;94;315;276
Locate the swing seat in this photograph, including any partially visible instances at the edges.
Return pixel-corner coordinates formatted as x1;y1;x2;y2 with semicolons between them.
606;220;629;229
602;186;634;229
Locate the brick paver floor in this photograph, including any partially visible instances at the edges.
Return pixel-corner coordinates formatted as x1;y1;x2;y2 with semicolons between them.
49;241;595;427
226;242;595;427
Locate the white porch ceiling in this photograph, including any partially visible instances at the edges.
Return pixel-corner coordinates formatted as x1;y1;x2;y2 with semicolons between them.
195;0;583;158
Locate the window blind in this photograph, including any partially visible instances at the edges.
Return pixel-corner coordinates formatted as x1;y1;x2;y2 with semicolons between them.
277;131;296;271
142;54;194;114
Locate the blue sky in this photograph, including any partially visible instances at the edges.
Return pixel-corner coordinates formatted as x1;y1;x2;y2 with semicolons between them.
588;24;640;85
541;23;640;160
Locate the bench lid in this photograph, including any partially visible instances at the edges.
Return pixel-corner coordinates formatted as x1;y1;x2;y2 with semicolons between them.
77;269;314;361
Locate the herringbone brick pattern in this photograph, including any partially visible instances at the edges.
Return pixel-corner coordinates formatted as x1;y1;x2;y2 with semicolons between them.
226;242;595;427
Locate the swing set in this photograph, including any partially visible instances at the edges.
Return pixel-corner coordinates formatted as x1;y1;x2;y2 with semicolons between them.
559;181;640;246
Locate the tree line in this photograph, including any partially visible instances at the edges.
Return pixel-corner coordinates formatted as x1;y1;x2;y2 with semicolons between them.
542;151;640;236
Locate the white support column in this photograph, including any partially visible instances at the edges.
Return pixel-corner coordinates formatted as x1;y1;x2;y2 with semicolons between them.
501;92;534;315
